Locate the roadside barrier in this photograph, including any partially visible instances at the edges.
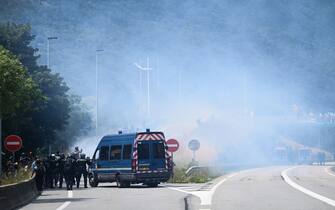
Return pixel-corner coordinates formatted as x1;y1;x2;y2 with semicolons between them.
0;176;38;210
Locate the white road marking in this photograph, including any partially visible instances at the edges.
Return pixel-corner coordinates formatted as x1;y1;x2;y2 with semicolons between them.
68;190;73;198
281;167;335;207
167;173;236;206
55;190;73;210
56;201;71;210
325;166;335;177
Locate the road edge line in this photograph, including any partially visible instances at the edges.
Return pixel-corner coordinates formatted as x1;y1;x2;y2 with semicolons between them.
281;167;335;207
166;172;237;207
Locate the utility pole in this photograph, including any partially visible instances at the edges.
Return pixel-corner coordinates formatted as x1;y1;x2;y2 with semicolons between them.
95;49;104;138
46;36;58;155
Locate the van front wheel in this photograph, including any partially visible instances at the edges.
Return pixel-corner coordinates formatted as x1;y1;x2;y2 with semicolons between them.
89;173;99;187
116;176;129;188
147;182;159;187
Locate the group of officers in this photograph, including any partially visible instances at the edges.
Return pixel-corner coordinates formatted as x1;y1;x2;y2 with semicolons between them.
32;147;91;193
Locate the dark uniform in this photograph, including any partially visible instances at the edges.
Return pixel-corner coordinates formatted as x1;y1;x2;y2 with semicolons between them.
75;154;88;188
58;154;65;188
44;156;53;188
48;155;57;188
32;159;45;194
19;153;31;168
54;154;61;187
64;155;75;190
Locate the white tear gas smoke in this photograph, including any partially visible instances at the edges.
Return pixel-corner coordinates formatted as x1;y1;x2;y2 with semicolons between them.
4;1;335;165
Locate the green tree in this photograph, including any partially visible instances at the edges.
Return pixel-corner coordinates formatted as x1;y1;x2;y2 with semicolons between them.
0;45;43;173
0;23;71;153
0;45;41;118
0;22;92;154
0;23;39;72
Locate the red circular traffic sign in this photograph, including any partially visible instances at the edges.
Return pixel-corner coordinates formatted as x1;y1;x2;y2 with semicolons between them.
166;139;179;153
4;135;22;152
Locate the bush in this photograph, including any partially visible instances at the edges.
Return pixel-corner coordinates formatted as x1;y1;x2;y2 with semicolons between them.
168;166;218;183
0;168;32;186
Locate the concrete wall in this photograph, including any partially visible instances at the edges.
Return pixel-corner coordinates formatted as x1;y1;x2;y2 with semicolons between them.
0;177;38;210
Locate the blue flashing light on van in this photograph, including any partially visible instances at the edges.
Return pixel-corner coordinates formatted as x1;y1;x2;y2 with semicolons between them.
88;129;172;188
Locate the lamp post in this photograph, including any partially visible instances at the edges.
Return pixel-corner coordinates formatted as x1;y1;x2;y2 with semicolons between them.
135;59;143;114
134;57;152;119
47;36;58;68
46;36;57;155
95;49;104;138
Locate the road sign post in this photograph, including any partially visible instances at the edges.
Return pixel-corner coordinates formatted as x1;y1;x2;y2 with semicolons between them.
188;139;200;162
166;139;180;179
4;135;23;161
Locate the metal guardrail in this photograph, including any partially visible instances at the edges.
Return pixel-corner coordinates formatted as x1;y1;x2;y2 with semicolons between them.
185;166;210;176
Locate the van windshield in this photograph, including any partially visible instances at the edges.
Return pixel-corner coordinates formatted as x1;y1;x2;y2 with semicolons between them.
138;142;149;160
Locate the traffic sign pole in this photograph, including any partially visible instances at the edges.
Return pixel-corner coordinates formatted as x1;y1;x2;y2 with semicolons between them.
188;139;200;164
171;152;174;179
166;139;180;181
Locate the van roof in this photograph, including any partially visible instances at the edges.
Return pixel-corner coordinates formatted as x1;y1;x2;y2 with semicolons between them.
99;133;136;143
98;131;165;146
102;133;137;139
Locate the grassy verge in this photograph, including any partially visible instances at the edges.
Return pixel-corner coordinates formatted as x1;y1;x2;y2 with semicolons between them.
0;168;32;186
168;167;219;183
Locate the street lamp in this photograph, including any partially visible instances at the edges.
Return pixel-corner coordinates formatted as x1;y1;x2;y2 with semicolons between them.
134;57;152;119
46;36;58;155
95;49;104;138
47;36;58;68
135;60;144;115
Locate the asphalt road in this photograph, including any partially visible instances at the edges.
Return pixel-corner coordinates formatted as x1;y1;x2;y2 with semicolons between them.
19;182;191;210
19;165;335;210
210;165;335;210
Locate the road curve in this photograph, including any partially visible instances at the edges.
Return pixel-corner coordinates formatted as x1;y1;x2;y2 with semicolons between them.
210;166;335;210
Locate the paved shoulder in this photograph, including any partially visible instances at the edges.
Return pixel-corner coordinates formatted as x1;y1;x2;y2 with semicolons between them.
284;166;335;202
211;166;333;210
